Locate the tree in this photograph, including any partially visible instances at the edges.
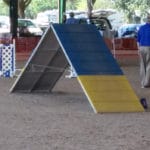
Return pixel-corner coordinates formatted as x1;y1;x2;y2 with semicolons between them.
114;0;150;23
3;0;32;18
0;1;9;15
86;0;114;18
2;0;99;19
2;0;100;19
26;0;58;18
136;0;150;17
87;0;96;18
93;0;115;9
114;0;135;23
66;0;80;10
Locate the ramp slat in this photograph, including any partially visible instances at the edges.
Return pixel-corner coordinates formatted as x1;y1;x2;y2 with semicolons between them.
77;75;144;113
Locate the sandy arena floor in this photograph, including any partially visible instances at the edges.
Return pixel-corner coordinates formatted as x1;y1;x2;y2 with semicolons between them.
0;58;150;150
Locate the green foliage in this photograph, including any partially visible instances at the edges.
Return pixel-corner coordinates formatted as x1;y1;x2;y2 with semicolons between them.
26;0;58;18
26;0;82;18
66;0;80;10
76;0;115;11
3;0;9;5
114;0;150;23
114;0;135;22
1;0;150;22
3;0;32;18
0;1;9;15
77;0;87;10
93;0;115;9
136;0;150;16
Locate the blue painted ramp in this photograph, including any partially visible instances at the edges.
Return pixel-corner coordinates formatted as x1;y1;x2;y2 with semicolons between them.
52;24;123;75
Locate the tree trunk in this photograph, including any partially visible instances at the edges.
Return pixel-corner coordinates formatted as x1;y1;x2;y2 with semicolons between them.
18;0;25;18
3;0;32;18
87;0;96;18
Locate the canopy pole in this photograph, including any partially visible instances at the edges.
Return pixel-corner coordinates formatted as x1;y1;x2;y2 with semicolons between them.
58;0;66;23
10;0;18;38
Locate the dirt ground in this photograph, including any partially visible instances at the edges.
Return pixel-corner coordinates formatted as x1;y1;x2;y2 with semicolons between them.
0;58;150;150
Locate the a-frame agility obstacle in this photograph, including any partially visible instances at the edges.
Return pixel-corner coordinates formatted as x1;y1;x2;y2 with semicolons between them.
10;24;144;113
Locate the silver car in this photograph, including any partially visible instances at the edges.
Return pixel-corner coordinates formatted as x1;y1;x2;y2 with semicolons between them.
18;19;43;36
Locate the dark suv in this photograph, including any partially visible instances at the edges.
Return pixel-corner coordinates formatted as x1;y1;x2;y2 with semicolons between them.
78;16;115;38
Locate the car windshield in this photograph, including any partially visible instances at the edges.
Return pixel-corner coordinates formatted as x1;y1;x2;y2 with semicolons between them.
18;20;36;28
89;18;112;30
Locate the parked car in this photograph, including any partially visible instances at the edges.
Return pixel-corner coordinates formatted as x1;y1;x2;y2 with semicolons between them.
36;10;59;31
117;24;142;38
77;16;115;38
0;17;43;36
18;19;43;36
0;22;10;33
0;15;10;33
65;9;117;38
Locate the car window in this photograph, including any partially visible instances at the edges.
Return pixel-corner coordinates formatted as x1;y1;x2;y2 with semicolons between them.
91;19;106;30
18;20;36;28
0;22;6;27
89;17;112;30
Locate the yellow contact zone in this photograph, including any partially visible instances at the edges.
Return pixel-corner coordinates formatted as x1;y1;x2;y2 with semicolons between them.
77;75;144;113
